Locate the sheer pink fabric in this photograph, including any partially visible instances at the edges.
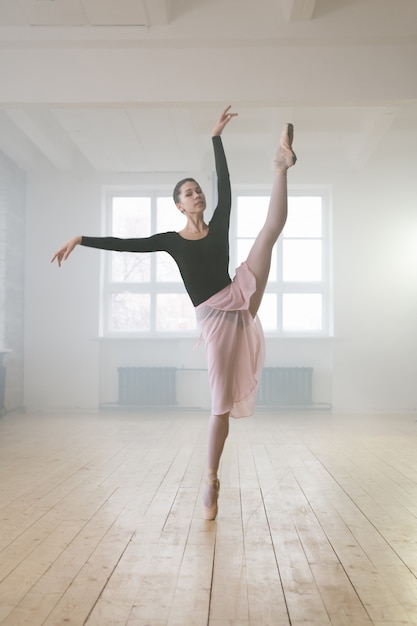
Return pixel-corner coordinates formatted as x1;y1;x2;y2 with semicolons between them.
195;262;265;418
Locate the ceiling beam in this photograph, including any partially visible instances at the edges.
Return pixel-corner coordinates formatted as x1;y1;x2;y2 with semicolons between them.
0;112;43;172
17;0;151;27
17;0;86;26
281;0;317;21
4;109;75;171
81;0;148;27
144;0;172;26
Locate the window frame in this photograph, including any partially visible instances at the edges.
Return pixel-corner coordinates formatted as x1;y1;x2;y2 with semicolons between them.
100;186;199;339
230;183;332;338
100;184;332;338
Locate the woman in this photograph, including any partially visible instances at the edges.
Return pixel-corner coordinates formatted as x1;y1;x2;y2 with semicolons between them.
51;106;296;520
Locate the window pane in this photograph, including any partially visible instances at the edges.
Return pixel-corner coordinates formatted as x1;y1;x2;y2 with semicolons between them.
157;196;186;232
110;293;150;331
257;293;277;331
284;197;322;238
156;294;196;331
104;189;329;337
237;196;269;237
112;197;151;237
237;239;277;281
283;240;322;282
111;251;151;282
156;251;181;282
283;294;322;332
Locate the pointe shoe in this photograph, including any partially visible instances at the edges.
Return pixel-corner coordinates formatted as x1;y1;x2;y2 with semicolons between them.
274;122;297;172
203;477;220;521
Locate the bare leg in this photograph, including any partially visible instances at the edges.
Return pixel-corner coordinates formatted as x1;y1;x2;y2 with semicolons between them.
207;411;230;471
246;123;296;317
203;411;230;519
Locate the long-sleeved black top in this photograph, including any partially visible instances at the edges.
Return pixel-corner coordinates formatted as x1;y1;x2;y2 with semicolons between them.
81;136;232;307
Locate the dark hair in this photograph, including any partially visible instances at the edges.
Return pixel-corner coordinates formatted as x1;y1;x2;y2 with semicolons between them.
172;177;198;204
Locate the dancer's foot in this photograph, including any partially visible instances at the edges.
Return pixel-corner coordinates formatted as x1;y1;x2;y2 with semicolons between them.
203;474;220;521
274;123;297;173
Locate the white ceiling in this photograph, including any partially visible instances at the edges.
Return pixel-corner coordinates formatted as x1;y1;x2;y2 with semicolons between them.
0;0;416;175
0;0;165;27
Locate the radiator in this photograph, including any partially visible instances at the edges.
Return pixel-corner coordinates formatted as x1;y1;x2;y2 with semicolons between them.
257;367;313;406
117;366;312;408
118;367;177;406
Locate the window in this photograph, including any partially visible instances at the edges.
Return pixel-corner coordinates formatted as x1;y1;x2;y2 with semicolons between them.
233;190;331;335
102;192;197;336
102;187;331;337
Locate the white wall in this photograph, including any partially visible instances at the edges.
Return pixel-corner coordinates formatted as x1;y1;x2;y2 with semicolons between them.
332;150;417;412
25;168;101;410
23;133;417;413
0;150;25;411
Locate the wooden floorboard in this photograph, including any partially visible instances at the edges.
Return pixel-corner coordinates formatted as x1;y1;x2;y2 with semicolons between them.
1;410;417;625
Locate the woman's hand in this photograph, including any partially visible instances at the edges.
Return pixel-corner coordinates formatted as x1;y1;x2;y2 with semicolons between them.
51;236;82;267
212;105;238;136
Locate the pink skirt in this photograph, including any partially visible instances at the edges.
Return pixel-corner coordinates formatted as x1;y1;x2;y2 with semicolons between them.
195;262;265;418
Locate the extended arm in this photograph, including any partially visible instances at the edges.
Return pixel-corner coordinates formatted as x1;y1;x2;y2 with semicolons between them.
51;233;172;267
210;106;237;228
212;136;231;213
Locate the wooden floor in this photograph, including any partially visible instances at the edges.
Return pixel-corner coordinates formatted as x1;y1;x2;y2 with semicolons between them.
1;410;417;626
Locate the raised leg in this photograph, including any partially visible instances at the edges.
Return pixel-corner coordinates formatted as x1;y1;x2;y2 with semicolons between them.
246;123;296;318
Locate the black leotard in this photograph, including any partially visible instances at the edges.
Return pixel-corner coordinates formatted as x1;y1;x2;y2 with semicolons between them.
81;136;232;307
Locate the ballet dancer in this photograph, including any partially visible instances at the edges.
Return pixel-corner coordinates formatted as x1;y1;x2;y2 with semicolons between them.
51;106;296;520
